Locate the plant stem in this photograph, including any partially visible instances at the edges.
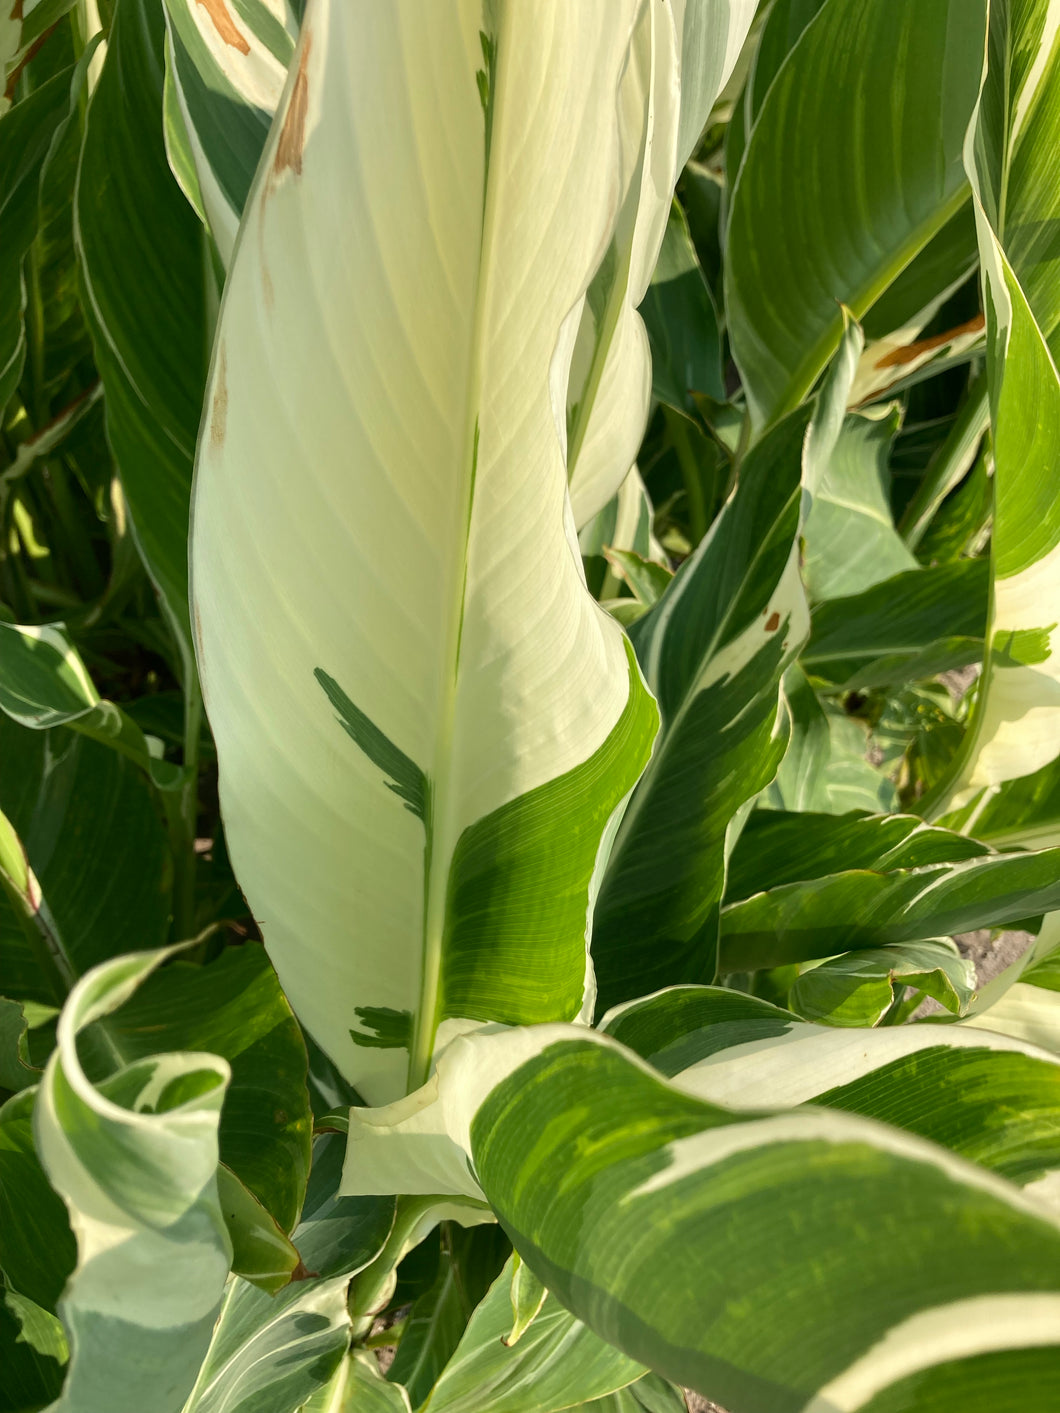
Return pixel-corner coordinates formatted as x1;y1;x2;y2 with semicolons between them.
667;408;708;546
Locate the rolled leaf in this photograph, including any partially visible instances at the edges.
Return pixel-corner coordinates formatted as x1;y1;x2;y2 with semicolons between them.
192;0;660;1102
34;950;233;1413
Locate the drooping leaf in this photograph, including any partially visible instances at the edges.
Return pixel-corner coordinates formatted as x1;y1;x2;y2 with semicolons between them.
0;619;182;786
725;809;988;903
345;1024;1060;1413
789;939;977;1027
719;846;1060;972
803;559;989;692
191;2;662;1104
725;0;986;428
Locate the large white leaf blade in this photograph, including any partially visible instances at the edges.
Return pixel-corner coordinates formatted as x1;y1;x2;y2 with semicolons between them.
33;950;233;1413
192;0;657;1104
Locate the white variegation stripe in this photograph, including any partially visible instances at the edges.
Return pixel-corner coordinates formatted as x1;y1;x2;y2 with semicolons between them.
624;1110;1060;1223
963;982;1060;1055
802;1294;1060;1413
672;1019;1059;1110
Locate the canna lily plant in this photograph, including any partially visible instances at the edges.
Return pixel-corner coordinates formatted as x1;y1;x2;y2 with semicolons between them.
3;1;1060;1412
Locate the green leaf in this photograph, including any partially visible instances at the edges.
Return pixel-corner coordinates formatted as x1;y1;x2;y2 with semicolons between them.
0;62;72;416
591;405;810;1013
191;4;663;1104
759;666;898;816
600;985;1060;1192
725;0;986;428
419;1258;645;1413
725;809;988;903
0;996;48;1092
803;560;989;691
601;549;672;610
34;949;233;1413
0;717;171;1005
303;1353;411;1413
0;619;182;787
802;408;918;604
639;200;723;412
182;1135;394;1413
789;939;977;1027
718;846;1060;972
348;1024;1060;1413
77;0;210;662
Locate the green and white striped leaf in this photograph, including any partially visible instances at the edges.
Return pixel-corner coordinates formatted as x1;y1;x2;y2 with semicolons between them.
937;2;1060;810
600;984;1060;1193
803;560;989;692
77;0;211;664
565;0;755;528
419;1258;645;1413
788;940;977;1028
34;949;233;1413
345;1023;1060;1413
302;1353;412;1413
192;1;662;1104
725;0;986;429
161;0;301;264
725;809;989;904
964;917;1060;1056
718;844;1060;972
590;404;811;1015
97;944;313;1258
182;1135;394;1413
0;619;181;787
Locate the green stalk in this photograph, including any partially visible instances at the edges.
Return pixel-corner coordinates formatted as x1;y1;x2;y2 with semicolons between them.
171;670;203;942
667;407;708;546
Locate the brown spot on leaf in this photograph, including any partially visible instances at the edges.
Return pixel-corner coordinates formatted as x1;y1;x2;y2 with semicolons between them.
875;312;985;369
274;31;312;179
765;611;780;632
194;604;204;659
195;0;250;54
290;1260;319;1283
210;348;228;449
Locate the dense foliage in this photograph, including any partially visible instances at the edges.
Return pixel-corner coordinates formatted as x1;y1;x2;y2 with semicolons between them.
2;2;1060;1411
